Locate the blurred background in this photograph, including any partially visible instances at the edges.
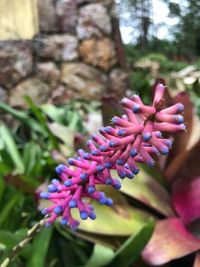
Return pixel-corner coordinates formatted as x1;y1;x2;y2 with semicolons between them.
0;1;200;267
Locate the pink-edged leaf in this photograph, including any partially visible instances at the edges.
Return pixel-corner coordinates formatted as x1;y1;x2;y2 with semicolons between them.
113;169;174;217
173;176;200;225
172;141;200;225
194;252;200;267
142;218;200;265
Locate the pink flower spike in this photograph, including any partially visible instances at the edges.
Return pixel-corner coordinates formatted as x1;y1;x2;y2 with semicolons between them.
40;82;185;230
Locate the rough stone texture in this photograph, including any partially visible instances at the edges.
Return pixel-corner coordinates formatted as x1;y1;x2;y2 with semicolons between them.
33;35;78;61
36;62;60;87
77;3;112;39
0;86;8;102
79;38;117;70
55;0;77;33
61;63;106;99
0;0;127;106
0;42;33;88
38;0;58;33
108;69;129;96
49;85;91;105
9;78;52;108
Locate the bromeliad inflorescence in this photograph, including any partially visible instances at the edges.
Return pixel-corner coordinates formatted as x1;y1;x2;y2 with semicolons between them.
40;83;185;230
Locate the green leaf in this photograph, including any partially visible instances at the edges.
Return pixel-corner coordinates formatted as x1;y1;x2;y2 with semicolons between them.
23;142;38;176
24;96;58;149
85;244;114;267
0;125;24;174
48;122;74;147
41;104;65;124
0;175;5;203
0;192;22;227
0;102;43;133
76;188;151;236
114;169;174;217
28;227;53;267
105;219;155;267
0;230;19;248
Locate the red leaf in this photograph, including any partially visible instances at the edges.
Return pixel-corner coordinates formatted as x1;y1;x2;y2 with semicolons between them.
172;141;200;224
142;218;200;265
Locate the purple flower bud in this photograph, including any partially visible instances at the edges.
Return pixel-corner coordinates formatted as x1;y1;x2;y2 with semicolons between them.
80;173;88;180
68;158;75;165
54;206;63;214
64;180;72;187
105;178;112;185
80;211;88;220
130;148;138;157
132;104;140;113
106;198;113;206
105;162;112;168
69;199;77;208
40;192;49;199
89;212;96;220
55;164;65;174
61;218;68;225
48;184;58;193
88;185;95;194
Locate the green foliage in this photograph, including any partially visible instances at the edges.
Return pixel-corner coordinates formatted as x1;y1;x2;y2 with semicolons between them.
0;99;98;266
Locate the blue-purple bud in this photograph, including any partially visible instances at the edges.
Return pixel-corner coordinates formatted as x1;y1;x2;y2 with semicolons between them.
106;198;113;206
96;165;104;172
69;199;77;208
89;212;96;220
143;132;152;142
80;173;88;180
105;178;112;185
109;140;116;147
80;211;88;220
83;153;90;159
130;148;138;157
99;145;107;152
105;162;112;169
117;159;125;165
132;104;140;113
54;205;63;214
68;158;75;165
55;164;65;175
48;184;58;193
161;147;169;155
61;218;68;225
40;192;49;199
64;180;72;187
118;129;125;136
88;185;95;194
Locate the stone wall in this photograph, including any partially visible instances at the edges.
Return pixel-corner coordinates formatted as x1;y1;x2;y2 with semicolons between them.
0;0;128;107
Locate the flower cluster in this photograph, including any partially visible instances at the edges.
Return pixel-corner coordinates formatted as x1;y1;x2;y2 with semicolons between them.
40;83;185;230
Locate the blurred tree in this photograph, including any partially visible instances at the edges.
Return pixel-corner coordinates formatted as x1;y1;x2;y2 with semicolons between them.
118;0;153;49
168;0;200;59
